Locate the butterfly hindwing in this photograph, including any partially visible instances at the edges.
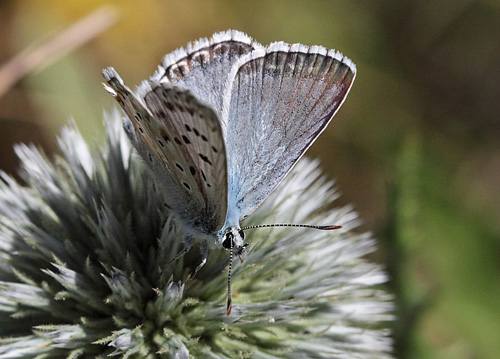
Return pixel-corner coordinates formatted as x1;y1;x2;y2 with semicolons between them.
223;42;356;222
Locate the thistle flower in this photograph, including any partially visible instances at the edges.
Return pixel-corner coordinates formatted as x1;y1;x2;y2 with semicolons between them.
0;113;392;358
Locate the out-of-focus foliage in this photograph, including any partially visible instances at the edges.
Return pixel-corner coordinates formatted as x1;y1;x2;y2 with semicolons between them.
1;1;499;358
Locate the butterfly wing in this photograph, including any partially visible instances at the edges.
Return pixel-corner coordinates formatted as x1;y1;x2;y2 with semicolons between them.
152;30;262;122
222;43;356;223
103;68;227;234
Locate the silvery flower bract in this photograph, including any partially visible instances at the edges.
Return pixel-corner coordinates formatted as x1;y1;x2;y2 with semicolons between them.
0;117;392;357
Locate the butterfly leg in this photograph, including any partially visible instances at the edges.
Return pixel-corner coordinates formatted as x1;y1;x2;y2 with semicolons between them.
169;235;193;266
194;240;208;275
186;240;208;282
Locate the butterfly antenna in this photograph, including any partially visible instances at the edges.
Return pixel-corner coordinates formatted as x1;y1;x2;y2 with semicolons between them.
240;223;342;231
227;239;233;316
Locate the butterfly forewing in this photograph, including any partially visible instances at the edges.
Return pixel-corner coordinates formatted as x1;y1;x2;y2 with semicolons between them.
149;30;262;123
224;43;356;221
103;69;195;213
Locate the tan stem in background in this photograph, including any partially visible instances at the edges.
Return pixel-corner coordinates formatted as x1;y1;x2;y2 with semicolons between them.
0;5;118;99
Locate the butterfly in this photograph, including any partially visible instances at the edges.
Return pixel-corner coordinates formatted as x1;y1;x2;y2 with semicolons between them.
102;30;356;314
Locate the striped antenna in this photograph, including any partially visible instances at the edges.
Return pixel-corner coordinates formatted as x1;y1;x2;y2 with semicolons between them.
226;239;233;316
241;223;341;231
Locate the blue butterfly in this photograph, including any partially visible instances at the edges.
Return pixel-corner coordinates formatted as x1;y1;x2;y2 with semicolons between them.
103;30;356;314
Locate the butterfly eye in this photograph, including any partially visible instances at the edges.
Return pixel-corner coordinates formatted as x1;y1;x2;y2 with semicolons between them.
238;229;245;240
222;232;234;249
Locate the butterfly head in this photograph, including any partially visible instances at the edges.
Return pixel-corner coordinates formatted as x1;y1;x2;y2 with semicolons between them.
220;227;248;255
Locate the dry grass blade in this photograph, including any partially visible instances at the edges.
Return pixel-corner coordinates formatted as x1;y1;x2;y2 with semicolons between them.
0;5;118;98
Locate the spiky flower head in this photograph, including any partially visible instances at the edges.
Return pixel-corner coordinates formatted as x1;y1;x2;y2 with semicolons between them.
0;113;392;358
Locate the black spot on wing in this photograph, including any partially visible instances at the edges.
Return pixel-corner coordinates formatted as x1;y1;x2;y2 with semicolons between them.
198;153;212;165
166;102;175;112
159;129;171;143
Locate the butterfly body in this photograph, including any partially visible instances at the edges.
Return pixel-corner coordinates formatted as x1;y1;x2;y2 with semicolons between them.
103;29;355;259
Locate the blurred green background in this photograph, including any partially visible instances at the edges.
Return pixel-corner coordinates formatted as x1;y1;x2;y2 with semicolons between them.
1;1;499;358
